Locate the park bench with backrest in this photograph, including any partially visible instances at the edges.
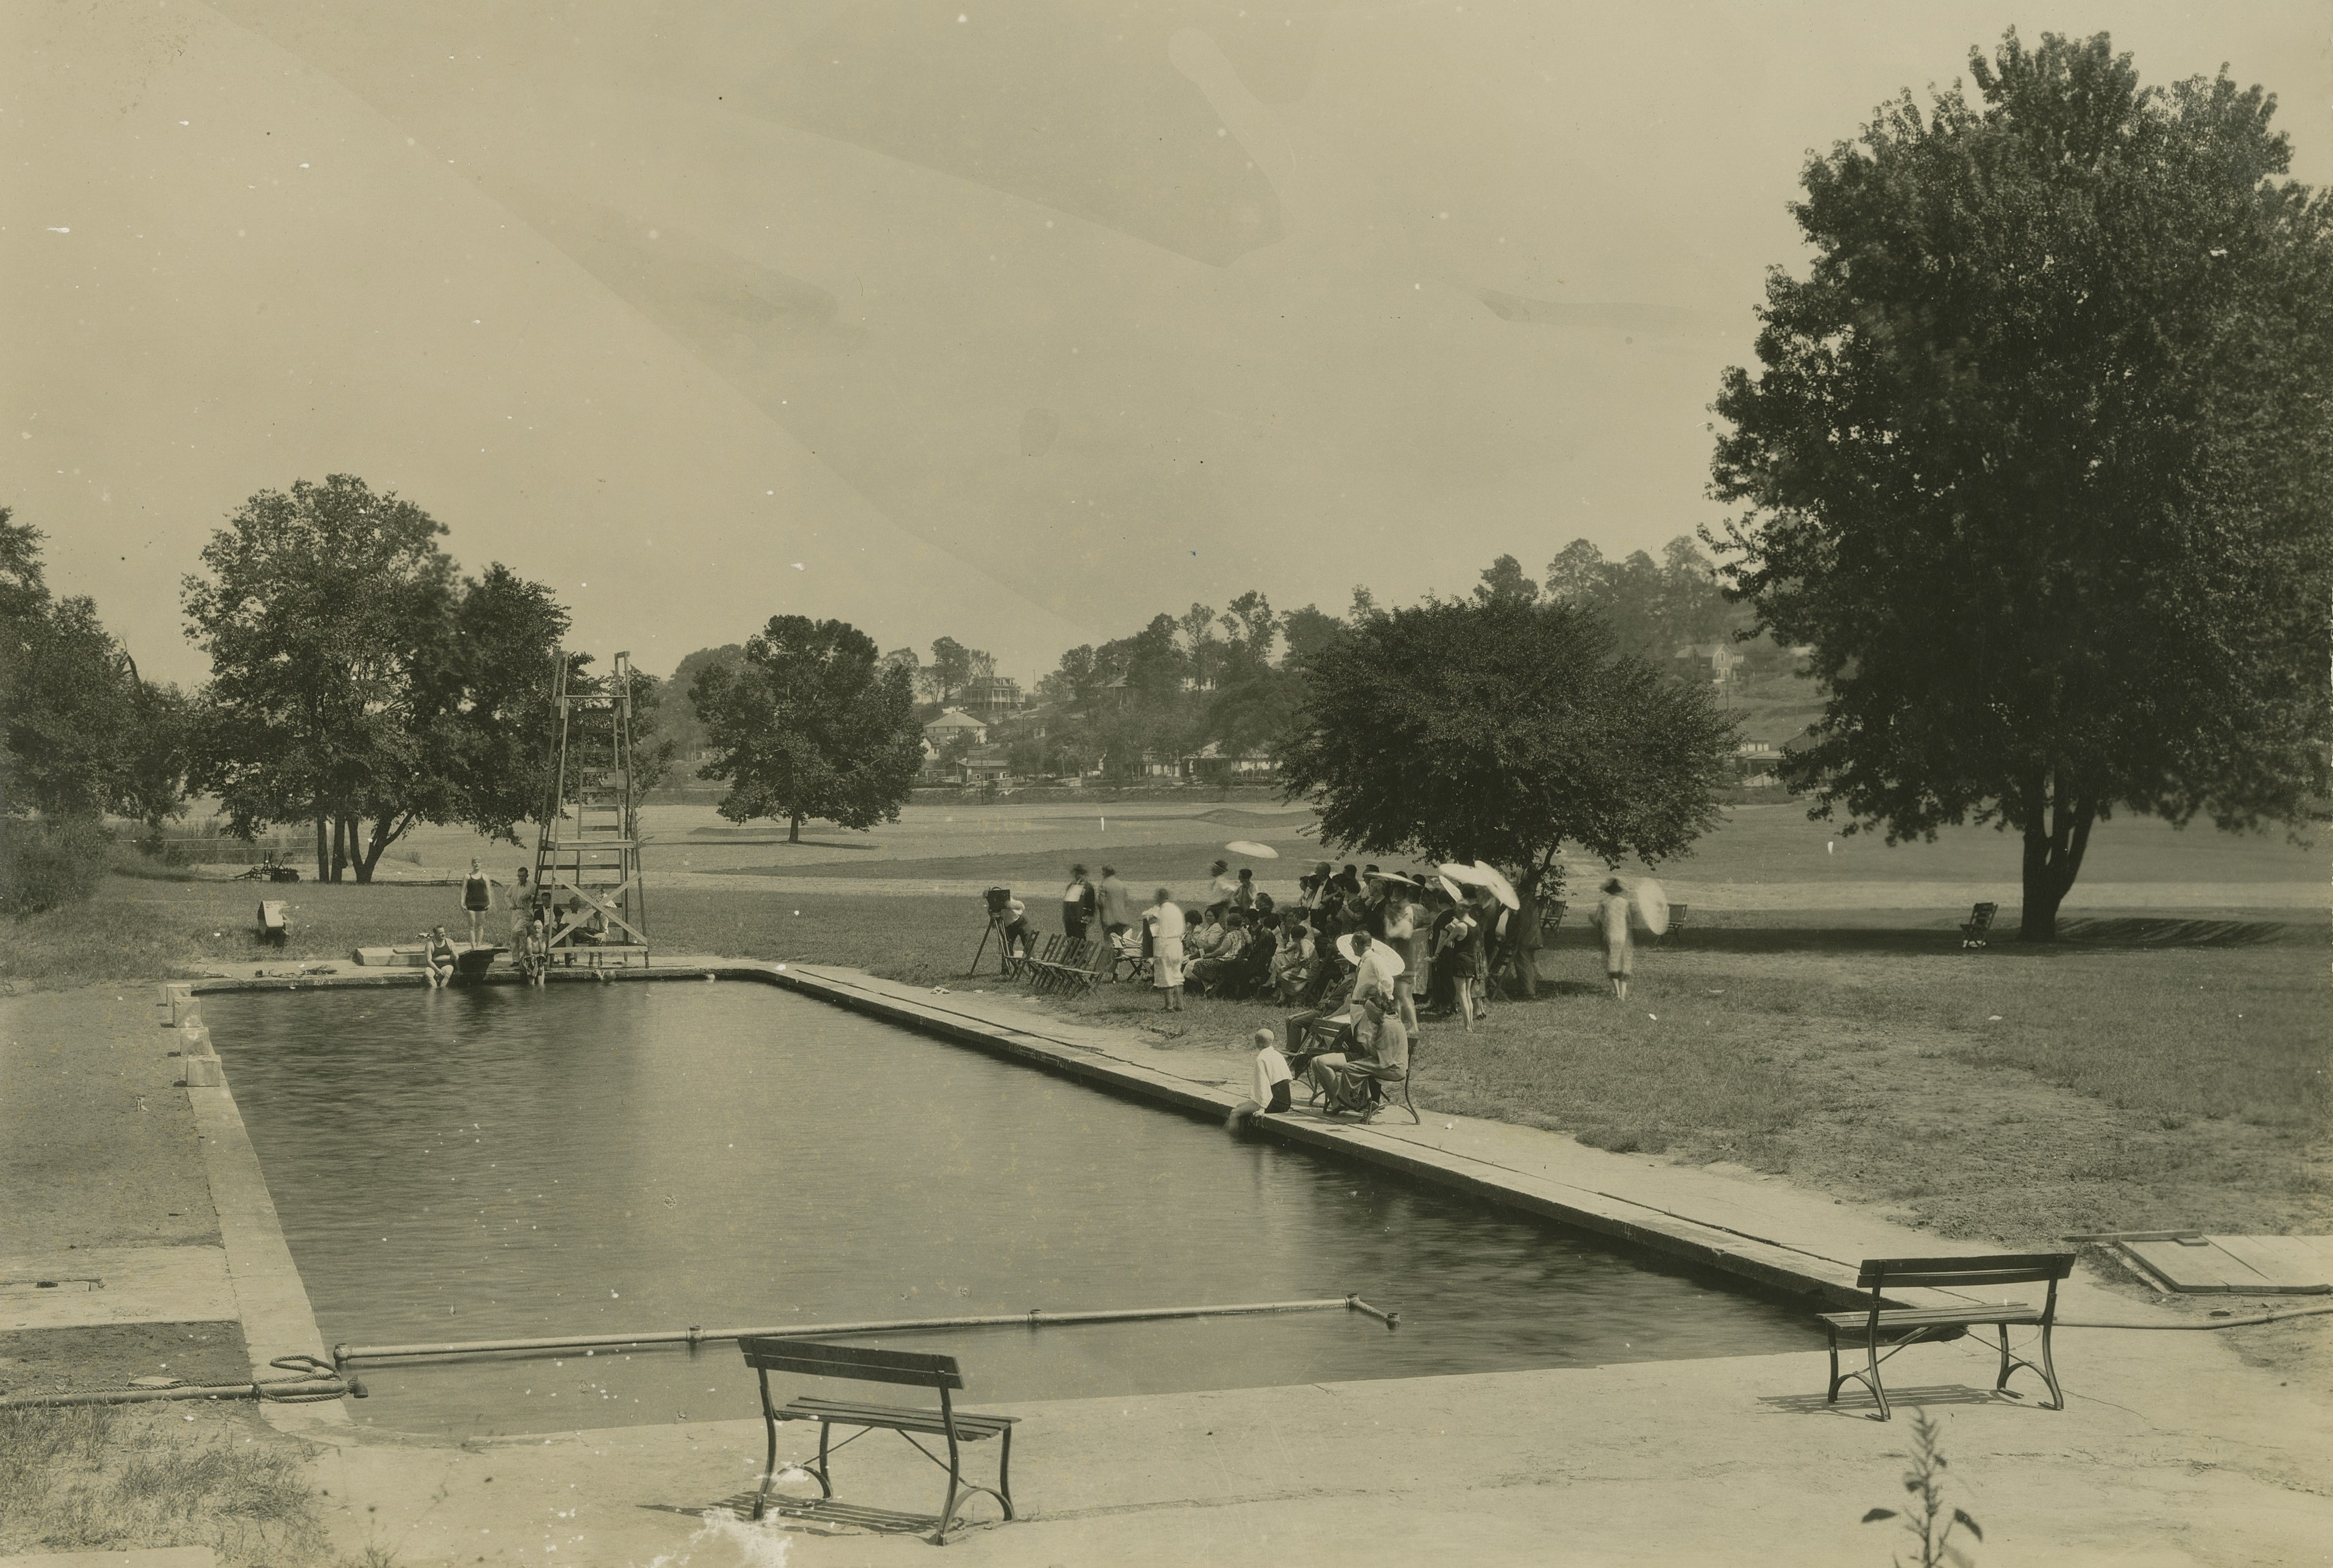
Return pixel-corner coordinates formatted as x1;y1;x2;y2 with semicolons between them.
738;1338;1019;1545
1960;902;1998;949
1820;1252;2075;1421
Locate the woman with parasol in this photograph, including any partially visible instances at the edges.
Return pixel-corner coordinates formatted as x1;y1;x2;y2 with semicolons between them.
1596;877;1634;1000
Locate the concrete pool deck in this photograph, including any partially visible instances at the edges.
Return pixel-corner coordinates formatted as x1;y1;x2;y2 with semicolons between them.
8;974;2331;1564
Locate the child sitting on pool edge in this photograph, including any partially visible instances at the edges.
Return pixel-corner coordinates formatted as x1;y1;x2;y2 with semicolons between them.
1225;1028;1294;1133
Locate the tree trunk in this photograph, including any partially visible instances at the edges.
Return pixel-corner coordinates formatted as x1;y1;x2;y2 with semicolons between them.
350;816;372;884
788;812;803;844
2017;777;2097;942
331;816;349;883
354;814;405;885
314;810;329;883
1507;884;1542;998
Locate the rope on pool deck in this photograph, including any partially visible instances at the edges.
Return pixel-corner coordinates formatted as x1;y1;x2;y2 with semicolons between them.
2054;1301;2333;1330
0;1355;362;1410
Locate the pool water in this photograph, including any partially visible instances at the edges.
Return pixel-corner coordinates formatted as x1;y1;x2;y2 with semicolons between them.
205;984;1820;1436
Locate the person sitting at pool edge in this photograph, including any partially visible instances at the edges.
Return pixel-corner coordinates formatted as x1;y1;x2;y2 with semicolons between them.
1226;1028;1294;1132
423;924;459;988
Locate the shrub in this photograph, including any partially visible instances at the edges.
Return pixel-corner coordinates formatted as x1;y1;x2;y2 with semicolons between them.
0;816;114;914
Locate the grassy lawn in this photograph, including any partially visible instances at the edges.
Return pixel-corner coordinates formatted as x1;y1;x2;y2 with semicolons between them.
19;873;2324;1253
0;1403;360;1568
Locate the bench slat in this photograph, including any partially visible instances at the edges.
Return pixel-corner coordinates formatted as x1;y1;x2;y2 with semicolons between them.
1855;1253;2074;1288
1820;1305;2039;1331
776;1396;1016;1439
741;1337;965;1389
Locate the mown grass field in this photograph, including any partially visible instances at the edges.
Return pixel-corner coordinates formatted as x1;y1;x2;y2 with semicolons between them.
15;871;2326;1253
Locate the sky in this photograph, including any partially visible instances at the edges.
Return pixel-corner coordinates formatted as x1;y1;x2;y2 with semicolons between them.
5;1;2327;690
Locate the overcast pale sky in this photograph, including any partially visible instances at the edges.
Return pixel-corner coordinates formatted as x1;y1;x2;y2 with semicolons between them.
6;2;2326;689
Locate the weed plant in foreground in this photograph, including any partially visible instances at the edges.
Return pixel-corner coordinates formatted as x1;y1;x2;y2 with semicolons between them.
0;1401;338;1567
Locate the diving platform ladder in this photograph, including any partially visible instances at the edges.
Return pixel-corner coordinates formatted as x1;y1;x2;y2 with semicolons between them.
533;650;651;967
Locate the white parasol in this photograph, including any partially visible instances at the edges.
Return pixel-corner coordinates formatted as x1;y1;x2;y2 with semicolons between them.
1224;840;1279;860
1470;862;1521;912
1364;870;1420;886
1335;932;1404;975
1633;877;1670;937
1440;861;1520;911
1435;874;1467;902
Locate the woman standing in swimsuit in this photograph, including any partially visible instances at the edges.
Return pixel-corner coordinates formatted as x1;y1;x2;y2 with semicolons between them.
461;859;493;946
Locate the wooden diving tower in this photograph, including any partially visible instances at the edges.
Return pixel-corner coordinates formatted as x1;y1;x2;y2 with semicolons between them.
533;650;651;966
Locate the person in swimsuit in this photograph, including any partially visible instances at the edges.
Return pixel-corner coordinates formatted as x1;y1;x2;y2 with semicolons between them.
461;859;493;946
423;925;459;988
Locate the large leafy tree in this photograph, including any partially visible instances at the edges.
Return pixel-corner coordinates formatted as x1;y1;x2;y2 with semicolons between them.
691;615;922;842
1279;597;1736;952
1;511;189;826
1710;31;2333;939
183;475;572;882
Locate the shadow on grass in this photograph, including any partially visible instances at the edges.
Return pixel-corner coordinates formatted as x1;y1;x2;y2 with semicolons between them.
680;832;881;850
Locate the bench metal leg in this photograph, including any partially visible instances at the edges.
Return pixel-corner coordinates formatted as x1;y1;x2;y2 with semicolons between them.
997;1425;1015;1520
1993;1323;2065;1411
753;1369;779;1520
1824;1326;1892;1421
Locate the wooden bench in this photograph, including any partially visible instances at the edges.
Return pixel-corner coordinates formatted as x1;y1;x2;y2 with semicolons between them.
1960;902;1999;949
257;900;289;944
1821;1252;2074;1421
739;1338;1019;1545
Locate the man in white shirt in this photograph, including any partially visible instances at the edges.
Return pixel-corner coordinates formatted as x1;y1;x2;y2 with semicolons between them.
1226;1028;1294;1131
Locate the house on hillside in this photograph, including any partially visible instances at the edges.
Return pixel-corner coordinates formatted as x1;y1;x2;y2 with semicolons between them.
922;708;989;748
1673;642;1745;686
960;676;1022;723
1734;739;1786;786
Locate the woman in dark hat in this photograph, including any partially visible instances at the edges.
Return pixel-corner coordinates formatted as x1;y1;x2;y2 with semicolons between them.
1596;878;1634;1001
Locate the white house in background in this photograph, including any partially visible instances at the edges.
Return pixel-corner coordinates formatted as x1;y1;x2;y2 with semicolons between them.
1673;642;1745;685
922;708;989;748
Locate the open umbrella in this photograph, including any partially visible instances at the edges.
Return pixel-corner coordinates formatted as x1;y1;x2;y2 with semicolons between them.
1334;932;1404;974
1435;874;1467;902
1633;876;1670;937
1224;840;1279;860
1438;862;1520;911
1470;862;1521;912
1364;870;1419;886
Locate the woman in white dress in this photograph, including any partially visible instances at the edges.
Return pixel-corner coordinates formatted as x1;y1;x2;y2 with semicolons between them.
1145;888;1188;1012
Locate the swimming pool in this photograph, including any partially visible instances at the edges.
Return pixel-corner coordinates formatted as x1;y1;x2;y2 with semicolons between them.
205;984;1820;1437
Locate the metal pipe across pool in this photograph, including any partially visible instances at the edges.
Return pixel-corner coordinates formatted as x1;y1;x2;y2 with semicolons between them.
336;1294;1400;1367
